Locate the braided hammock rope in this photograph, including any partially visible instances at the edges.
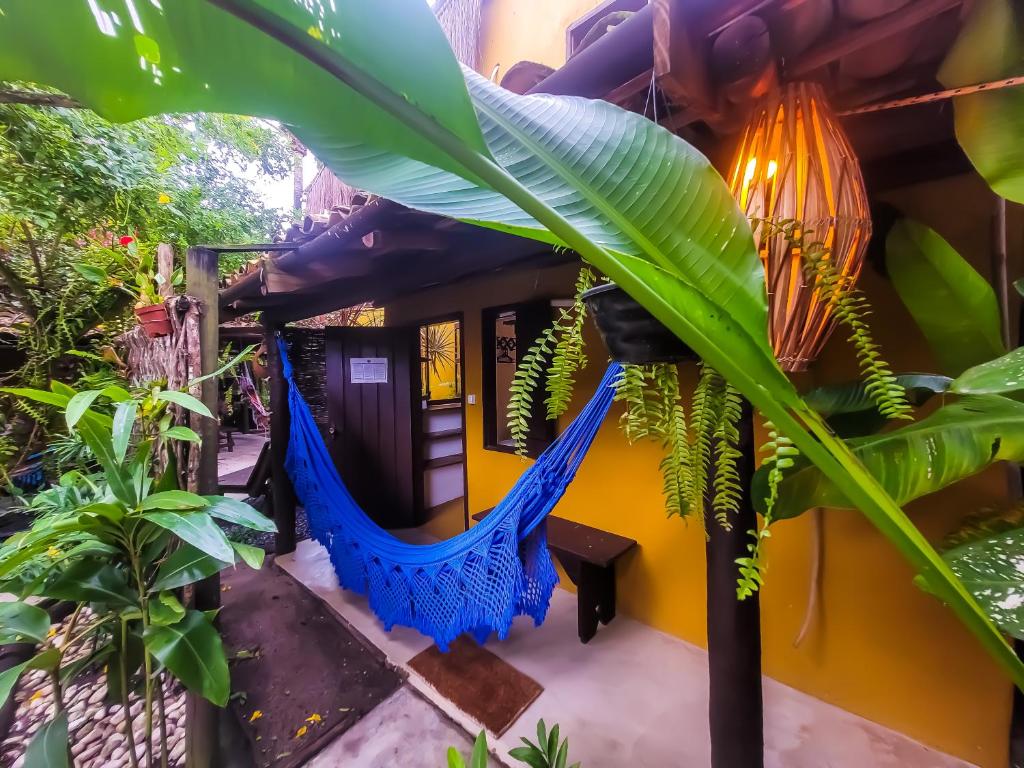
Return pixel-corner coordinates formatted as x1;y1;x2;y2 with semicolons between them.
279;340;621;650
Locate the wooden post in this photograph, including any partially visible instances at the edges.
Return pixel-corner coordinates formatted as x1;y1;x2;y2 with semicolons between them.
705;402;764;768
265;320;297;555
185;246;220;768
156;244;175;299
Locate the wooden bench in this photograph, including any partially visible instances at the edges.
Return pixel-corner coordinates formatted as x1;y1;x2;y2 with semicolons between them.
473;509;637;644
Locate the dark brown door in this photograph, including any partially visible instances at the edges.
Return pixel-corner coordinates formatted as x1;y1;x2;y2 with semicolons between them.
325;326;421;529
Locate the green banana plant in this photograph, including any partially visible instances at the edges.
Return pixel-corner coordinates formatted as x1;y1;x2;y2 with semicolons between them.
886;219;1006;376
756;348;1024;518
802;374;951;438
753;394;1024;518
939;0;1024;205
4;0;1023;686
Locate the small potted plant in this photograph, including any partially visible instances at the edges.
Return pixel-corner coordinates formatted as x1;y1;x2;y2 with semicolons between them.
74;236;181;338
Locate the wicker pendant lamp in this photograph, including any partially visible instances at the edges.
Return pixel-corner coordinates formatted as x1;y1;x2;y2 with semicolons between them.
728;82;871;372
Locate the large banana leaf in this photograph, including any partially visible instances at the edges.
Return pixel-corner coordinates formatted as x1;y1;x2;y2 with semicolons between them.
803;374;951;437
886;219;1006;375
938;0;1024;204
756;395;1024;518
952;346;1024;395
4;0;1024;687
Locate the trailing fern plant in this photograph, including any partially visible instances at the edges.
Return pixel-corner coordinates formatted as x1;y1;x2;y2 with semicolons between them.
652;363;692;519
766;218;913;422
507;266;594;455
545;267;595;419
712;383;744;531
736;422;798;598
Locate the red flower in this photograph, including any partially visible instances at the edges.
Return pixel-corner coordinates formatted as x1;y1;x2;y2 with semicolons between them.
118;235;134;247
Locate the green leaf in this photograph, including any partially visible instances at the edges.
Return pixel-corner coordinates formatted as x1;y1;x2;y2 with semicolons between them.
45;558;137;607
150;591;186;627
112;401;137;463
75;417;135;506
188;344;258;387
938;0;1024;203
143;511;234;563
471;731;488;768
139;490;208;512
77;501;126;523
162;426;201;443
952;346;1024;395
0;661;29;708
508;747;546;768
758;396;1024;519
155;390;213;419
939;525;1024;640
546;724;559;761
447;747;467;768
0;387;70;410
151;543;229;592
100;385;133;403
803;374;951;437
144;610;229;706
231;541;265;570
203;496;276;533
0;602;50;644
72;263;107;283
65;389;102;430
27;648;61;673
24;712;68;768
886;219;1006;375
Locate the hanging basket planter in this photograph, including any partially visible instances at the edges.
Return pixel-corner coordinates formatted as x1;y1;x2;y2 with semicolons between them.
582;283;696;365
135;302;172;338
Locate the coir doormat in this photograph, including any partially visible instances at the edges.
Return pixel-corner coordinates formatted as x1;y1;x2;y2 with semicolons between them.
220;561;401;768
409;637;542;736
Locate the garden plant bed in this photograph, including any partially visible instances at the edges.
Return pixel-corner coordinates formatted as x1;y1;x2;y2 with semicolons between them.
219;559;402;768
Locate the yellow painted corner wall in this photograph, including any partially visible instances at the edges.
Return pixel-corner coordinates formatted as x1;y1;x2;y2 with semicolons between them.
478;0;608;79
385;173;1021;766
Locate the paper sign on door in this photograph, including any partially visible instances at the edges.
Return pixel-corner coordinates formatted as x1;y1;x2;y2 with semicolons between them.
350;357;388;384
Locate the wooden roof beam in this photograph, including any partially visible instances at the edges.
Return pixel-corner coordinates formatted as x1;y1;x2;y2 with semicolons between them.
787;0;964;79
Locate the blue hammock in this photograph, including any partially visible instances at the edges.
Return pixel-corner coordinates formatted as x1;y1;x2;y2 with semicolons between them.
279;339;620;650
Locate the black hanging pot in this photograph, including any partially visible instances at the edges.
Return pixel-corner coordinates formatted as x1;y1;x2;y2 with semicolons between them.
582;283;697;365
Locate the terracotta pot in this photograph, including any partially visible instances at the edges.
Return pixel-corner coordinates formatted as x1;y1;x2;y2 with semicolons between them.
135;302;172;338
582;282;696;364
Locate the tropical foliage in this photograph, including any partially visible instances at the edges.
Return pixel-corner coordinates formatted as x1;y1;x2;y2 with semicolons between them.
0;85;290;473
448;720;581;768
4;0;1024;688
939;0;1024;204
0;377;274;767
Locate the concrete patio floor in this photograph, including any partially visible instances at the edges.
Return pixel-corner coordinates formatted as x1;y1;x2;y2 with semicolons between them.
276;539;976;768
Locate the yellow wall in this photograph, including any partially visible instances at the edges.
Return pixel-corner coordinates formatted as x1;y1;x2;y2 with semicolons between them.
386;169;1022;767
478;0;608;79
